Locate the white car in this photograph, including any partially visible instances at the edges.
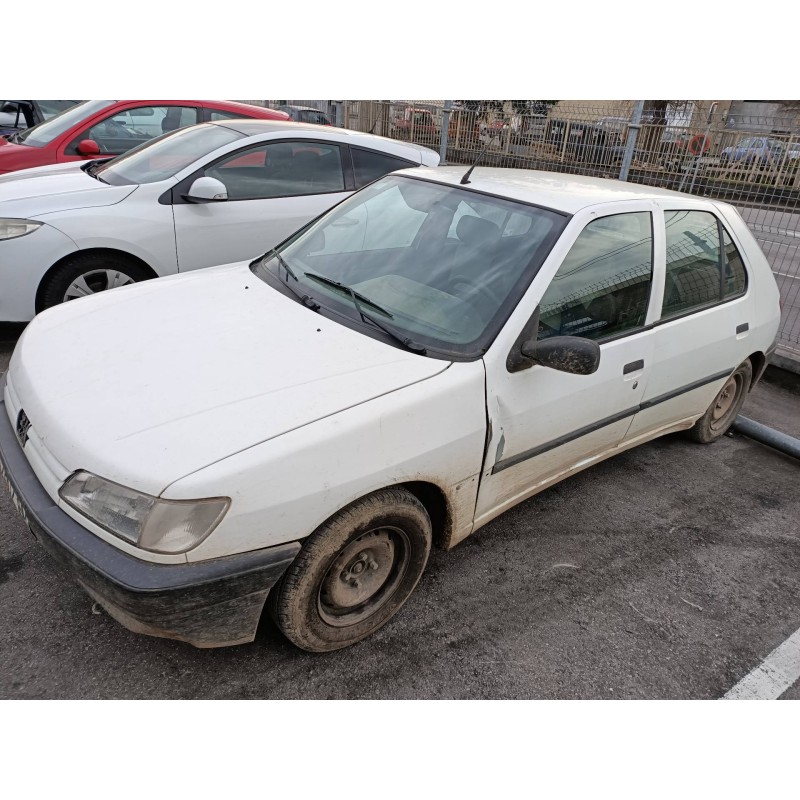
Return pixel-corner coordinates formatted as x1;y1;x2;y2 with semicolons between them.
0;120;439;321
0;167;780;652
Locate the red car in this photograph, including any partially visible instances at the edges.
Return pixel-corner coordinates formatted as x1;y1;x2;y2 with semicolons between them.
0;100;290;174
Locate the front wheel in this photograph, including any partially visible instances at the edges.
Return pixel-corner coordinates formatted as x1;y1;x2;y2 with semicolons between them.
687;359;752;444
268;488;432;652
41;253;151;310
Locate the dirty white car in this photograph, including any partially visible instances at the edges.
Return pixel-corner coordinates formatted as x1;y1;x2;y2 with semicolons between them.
0;167;780;652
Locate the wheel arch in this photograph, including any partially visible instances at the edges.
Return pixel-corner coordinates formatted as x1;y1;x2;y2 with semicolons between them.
397;480;454;551
747;350;767;391
35;248;159;313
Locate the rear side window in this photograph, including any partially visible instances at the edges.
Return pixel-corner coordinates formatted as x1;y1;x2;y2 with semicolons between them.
538;212;654;341
351;147;416;188
208;109;247;122
662;210;747;318
722;227;747;298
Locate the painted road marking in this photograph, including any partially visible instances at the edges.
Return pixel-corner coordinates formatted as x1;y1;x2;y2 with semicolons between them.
722;626;800;700
774;272;800;280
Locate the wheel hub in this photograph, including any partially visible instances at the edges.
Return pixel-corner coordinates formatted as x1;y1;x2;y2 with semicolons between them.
317;525;411;628
323;532;395;609
711;376;738;422
64;269;135;302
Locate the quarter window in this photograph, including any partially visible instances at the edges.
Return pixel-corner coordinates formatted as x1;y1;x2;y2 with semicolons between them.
205;141;345;199
722;227;747;299
351;147;416;188
662;210;747;317
538;212;654;340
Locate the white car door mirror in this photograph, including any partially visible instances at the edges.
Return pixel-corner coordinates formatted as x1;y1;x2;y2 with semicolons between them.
184;176;228;203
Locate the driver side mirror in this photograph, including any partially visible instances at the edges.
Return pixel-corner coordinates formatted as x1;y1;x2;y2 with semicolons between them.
183;176;228;203
520;336;601;375
77;139;101;157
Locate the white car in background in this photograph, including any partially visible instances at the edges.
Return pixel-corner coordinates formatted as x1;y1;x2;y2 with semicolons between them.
0;120;439;321
0;167;780;652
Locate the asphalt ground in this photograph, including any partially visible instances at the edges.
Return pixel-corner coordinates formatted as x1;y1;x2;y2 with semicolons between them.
0;325;798;699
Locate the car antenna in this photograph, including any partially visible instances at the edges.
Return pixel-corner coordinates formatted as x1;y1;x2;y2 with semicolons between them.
460;143;489;185
369;120;378;134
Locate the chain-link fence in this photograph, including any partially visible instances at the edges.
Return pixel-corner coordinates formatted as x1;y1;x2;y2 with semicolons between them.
243;99;800;357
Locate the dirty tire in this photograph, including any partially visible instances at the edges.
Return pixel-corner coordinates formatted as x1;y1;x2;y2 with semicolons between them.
41;253;151;310
687;359;752;444
268;488;432;652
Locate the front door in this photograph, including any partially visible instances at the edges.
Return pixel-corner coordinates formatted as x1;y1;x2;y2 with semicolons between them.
173;139;351;271
476;207;659;526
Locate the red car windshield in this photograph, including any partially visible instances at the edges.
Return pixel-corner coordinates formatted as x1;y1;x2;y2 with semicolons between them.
16;100;115;147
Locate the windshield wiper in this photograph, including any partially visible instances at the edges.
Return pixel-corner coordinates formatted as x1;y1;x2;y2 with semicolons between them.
263;250;319;311
304;272;394;318
304;272;426;355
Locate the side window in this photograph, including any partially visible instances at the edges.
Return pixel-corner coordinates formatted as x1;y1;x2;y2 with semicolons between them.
351;148;416;188
539;212;654;341
662;210;724;317
208;109;247;122
205;141;345;200
722;227;747;299
69;106;198;155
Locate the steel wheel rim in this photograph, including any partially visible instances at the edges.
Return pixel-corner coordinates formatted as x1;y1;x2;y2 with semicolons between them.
317;526;411;628
710;374;741;431
63;269;135;301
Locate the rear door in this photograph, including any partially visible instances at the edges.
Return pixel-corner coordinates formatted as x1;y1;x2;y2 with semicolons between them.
172;138;351;271
623;204;752;443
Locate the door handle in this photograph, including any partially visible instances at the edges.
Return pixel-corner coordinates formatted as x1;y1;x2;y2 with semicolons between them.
623;359;644;375
736;323;749;334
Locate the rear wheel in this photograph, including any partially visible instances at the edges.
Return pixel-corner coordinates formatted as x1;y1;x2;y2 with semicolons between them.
269;488;432;652
41;253;151;310
687;359;752;444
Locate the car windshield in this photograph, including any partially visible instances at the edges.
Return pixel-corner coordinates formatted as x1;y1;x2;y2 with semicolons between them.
252;175;566;358
95;124;244;186
36;100;80;120
16;100;115;146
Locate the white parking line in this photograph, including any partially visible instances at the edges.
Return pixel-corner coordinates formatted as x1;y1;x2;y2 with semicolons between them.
722;626;800;699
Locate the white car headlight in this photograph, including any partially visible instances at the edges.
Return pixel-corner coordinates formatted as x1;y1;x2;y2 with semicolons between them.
0;218;43;240
59;471;230;554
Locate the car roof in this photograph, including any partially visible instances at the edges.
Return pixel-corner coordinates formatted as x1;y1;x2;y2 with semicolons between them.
208;120;440;164
280;105;325;112
393;166;708;214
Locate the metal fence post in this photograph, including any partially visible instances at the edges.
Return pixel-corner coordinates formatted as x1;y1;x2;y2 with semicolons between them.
688;102;718;194
439;101;453;164
619;101;645;181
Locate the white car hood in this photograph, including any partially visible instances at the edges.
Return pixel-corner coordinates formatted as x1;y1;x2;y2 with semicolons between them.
0;162;137;217
9;262;449;495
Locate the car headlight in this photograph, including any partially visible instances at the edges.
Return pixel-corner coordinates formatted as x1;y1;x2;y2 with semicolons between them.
59;471;230;554
0;219;43;240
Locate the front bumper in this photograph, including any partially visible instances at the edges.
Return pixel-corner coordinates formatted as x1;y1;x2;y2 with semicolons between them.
0;383;300;648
